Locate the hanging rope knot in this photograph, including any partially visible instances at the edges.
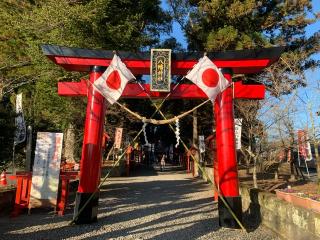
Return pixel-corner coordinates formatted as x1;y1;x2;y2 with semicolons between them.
175;118;180;148
142;118;149;145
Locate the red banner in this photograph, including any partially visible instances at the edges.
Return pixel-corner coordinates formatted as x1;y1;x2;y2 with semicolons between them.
114;128;123;149
297;130;312;160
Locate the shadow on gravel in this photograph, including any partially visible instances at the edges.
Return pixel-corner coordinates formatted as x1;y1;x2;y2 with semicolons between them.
87;175;219;240
0;167;220;240
131;164;186;176
130;165;160;176
242;188;262;232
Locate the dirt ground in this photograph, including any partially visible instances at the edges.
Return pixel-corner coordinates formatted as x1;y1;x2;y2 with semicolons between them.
238;162;318;194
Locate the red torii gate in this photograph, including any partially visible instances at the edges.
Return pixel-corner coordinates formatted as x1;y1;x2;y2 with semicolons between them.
42;44;283;227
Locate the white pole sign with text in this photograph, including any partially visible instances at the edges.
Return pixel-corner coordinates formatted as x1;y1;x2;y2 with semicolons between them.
29;132;63;209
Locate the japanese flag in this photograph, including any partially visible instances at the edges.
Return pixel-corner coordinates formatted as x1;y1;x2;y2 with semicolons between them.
185;56;230;102
93;55;135;104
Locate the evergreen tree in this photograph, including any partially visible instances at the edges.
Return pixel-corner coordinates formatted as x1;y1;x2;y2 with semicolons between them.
0;0;172;168
168;0;319;171
170;0;319;93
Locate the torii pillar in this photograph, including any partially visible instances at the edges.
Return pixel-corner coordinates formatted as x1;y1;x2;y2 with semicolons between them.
41;44;283;226
74;66;106;224
215;68;241;228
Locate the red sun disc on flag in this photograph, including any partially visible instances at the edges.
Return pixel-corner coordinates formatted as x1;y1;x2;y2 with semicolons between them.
202;68;219;87
106;70;121;90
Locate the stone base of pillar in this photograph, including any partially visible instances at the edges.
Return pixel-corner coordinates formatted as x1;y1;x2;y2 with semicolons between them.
73;192;99;224
218;196;242;228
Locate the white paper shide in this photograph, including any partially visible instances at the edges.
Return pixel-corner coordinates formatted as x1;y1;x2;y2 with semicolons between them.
234;119;242;150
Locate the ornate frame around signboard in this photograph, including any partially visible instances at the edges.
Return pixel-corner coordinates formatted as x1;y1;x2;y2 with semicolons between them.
150;49;171;92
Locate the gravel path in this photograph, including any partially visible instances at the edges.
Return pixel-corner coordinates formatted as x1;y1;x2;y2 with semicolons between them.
0;166;280;240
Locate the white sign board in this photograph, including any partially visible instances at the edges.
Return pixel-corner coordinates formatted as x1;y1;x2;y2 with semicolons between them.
114;128;123;149
199;135;205;153
29;132;63;209
234;119;242;150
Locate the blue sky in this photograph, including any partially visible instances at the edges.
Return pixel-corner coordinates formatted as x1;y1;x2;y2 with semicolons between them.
160;1;187;48
161;0;320;136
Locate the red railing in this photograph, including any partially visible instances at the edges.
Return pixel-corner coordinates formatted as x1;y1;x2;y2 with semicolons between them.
9;170;79;217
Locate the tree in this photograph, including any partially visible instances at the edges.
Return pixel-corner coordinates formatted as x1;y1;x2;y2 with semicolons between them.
168;0;319;187
170;0;319;90
0;0;172;169
0;98;15;170
307;101;320;191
